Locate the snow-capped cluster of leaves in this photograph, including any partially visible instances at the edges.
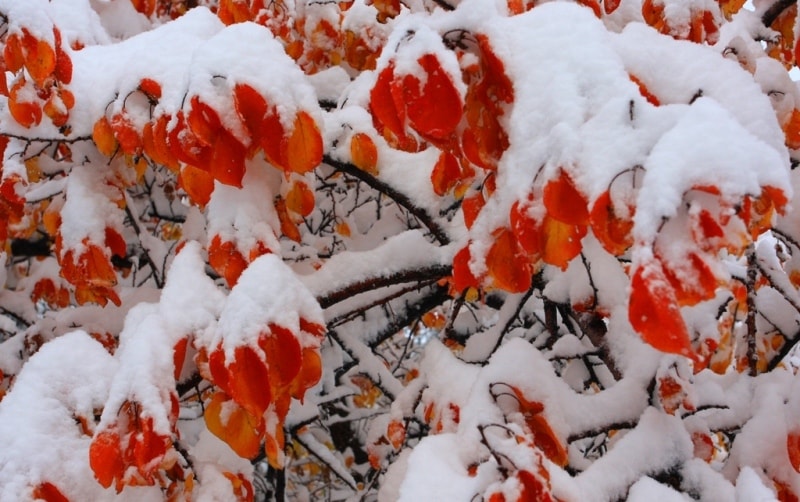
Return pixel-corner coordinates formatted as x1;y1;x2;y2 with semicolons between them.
1;0;800;499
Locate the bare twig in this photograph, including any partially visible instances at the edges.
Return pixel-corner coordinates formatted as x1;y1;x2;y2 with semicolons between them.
323;154;450;245
746;245;758;376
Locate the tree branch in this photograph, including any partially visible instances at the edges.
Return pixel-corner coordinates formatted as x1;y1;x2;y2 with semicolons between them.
323;154;451;245
763;0;797;27
317;264;451;309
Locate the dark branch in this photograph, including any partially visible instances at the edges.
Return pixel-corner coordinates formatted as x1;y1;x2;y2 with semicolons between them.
10;237;51;258
317;264;451;309
323;154;451;245
368;284;451;348
763;0;797;27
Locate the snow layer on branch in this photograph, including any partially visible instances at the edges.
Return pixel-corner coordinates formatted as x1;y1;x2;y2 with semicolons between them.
207;166;282;256
186;20;322;135
65;7;224;133
433;2;790;277
100;242;223;435
0;331;158;500
215;254;325;351
59;163;125;254
302;229;453;300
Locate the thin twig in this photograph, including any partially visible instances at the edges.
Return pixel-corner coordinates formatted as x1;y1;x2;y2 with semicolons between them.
323;154;450;245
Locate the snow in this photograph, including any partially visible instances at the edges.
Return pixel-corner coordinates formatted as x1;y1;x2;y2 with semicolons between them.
215;253;325;351
0;331;160;501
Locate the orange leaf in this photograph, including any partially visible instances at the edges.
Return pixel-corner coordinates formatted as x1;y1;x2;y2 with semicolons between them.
144;115;180;171
54;34;72;84
22;30;56;86
692;432;714;462
431;151;461;196
543;170;589;226
528;414;567;466
179;164;215;208
604;0;621;14
8;79;42;128
260;110;287;170
275;198;302;242
629;261;697;360
105;227;127;259
517;470;554;502
208;235;248;287
205;391;265;459
110;114;141;155
589;191;633;256
169;112;211;169
93;117;118;157
208;346;232;395
4;33;23;73
510;199;542;259
370;63;405;141
285;181;315;217
486;227;532;293
290;347;322;402
387;420;406;449
127;415;170;478
541;215;585;270
285;111;323;174
660;251;718;306
139;78;161;100
784;109;800;150
630;74;660;106
350;132;379;175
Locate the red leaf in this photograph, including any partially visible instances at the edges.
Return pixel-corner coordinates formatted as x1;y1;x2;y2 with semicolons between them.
452;245;481;293
227;345;272;418
234;83;268;142
510;199;542;259
463;192;486;230
32;482;69;502
431;151;461;196
590;190;633;256
629;261;697;360
210;131;247;188
404;54;463;140
485;227;532;293
89;431;125;489
260;325;302;388
788;431;800;473
604;0;621;14
543;170;589;226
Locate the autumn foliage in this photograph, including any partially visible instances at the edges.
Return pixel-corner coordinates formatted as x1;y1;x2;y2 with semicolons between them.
2;0;800;500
